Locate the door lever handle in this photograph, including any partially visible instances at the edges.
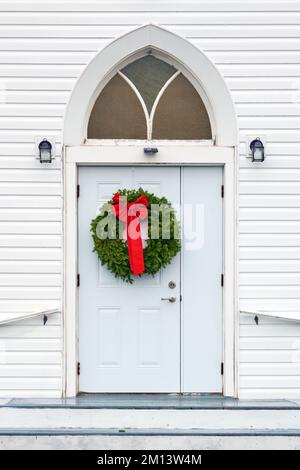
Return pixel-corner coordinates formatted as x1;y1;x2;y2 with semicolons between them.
161;296;176;303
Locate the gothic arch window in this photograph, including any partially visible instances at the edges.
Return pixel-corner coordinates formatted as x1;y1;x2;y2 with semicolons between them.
87;55;212;140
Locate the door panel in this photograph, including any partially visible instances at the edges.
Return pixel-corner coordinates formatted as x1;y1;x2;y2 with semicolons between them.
78;167;181;392
78;165;223;393
182;167;223;392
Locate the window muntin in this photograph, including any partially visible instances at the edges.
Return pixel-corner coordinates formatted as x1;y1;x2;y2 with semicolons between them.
121;55;177;114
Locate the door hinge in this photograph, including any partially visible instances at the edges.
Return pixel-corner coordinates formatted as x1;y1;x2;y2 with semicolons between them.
77;184;80;198
221;362;224;375
77;362;80;375
77;273;80;287
221;184;224;198
180;294;182;302
221;274;224;287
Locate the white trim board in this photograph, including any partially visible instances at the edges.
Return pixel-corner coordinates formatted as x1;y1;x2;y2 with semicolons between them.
241;310;300;323
64;144;238;398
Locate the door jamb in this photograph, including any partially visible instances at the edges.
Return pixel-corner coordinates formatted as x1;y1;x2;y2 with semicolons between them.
63;144;238;397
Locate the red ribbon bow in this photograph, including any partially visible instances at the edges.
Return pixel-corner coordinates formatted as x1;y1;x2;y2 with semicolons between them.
112;193;149;276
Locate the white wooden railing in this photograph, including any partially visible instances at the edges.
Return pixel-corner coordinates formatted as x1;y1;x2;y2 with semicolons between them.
0;307;298;327
241;309;300;324
0;308;59;326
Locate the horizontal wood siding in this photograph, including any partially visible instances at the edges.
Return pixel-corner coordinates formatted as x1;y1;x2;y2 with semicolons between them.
0;0;299;398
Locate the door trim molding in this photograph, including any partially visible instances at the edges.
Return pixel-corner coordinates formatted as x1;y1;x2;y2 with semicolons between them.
63;24;237;147
63;145;238;397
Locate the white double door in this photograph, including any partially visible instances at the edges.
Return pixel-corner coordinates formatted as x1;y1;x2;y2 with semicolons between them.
78;166;223;393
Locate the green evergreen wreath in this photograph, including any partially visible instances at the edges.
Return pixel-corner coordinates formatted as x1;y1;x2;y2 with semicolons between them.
91;188;181;283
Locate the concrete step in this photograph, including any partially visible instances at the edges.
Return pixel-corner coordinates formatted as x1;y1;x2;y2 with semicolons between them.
0;407;300;432
1;433;300;450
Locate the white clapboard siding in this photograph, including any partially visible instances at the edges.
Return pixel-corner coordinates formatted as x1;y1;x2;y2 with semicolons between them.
240;273;300;286
0;274;61;286
232;90;300;103
0;312;61;325
0;325;61;339
0;287;61;300
2;11;300;26
3;91;70;104
0;104;65;117
240;181;300;195
0;1;299;399
240;234;300;247
240;247;300;260
241;350;300;362
0;117;63;130
240;158;300;169
0;378;61;390
1;351;61;367
0;65;82;78
0;235;61;248
241;336;300;350
0;365;61;377
0;261;61;274
0;143;62;156
0;183;62;196
1;339;61;352
0;300;60;313
0;248;61;261
0;51;95;64
240;143;300;156
240;209;300;221
0;209;62;222
0;222;62;234
240;299;300;311
0;170;61;182
240;222;300;234
0;78;76;91
194;38;300;51
1;2;299;13
240;195;300;208
0;160;62;170
0;196;62;208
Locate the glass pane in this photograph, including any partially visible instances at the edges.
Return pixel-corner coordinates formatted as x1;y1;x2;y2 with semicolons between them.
152;74;212;140
88;74;147;139
121;56;177;113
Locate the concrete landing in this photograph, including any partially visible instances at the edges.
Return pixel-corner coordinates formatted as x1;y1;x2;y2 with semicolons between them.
0;407;299;432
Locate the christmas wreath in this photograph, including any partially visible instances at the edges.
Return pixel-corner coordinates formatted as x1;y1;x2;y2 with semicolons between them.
91;188;181;282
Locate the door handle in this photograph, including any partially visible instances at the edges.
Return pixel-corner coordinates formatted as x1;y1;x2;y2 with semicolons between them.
161;296;176;303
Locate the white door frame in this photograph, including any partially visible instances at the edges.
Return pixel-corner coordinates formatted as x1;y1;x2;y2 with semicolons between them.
63;144;238;397
63;24;238;397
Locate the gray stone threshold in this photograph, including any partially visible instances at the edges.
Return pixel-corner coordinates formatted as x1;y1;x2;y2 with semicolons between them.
0;428;300;436
3;394;300;410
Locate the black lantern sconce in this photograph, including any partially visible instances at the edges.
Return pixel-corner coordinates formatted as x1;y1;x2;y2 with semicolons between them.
250;137;265;163
38;138;53;164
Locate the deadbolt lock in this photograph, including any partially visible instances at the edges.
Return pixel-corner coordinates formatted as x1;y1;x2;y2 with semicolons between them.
168;281;176;289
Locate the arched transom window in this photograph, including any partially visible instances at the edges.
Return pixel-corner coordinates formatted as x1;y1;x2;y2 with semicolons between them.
88;55;212;140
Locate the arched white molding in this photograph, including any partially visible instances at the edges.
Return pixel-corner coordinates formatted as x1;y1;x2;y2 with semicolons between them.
63;24;237;147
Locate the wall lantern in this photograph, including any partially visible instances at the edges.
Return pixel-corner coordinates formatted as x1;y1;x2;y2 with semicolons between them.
250;137;265;162
38;138;52;163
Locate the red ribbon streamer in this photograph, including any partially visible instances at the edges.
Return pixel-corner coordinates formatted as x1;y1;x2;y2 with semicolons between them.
112;193;149;276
